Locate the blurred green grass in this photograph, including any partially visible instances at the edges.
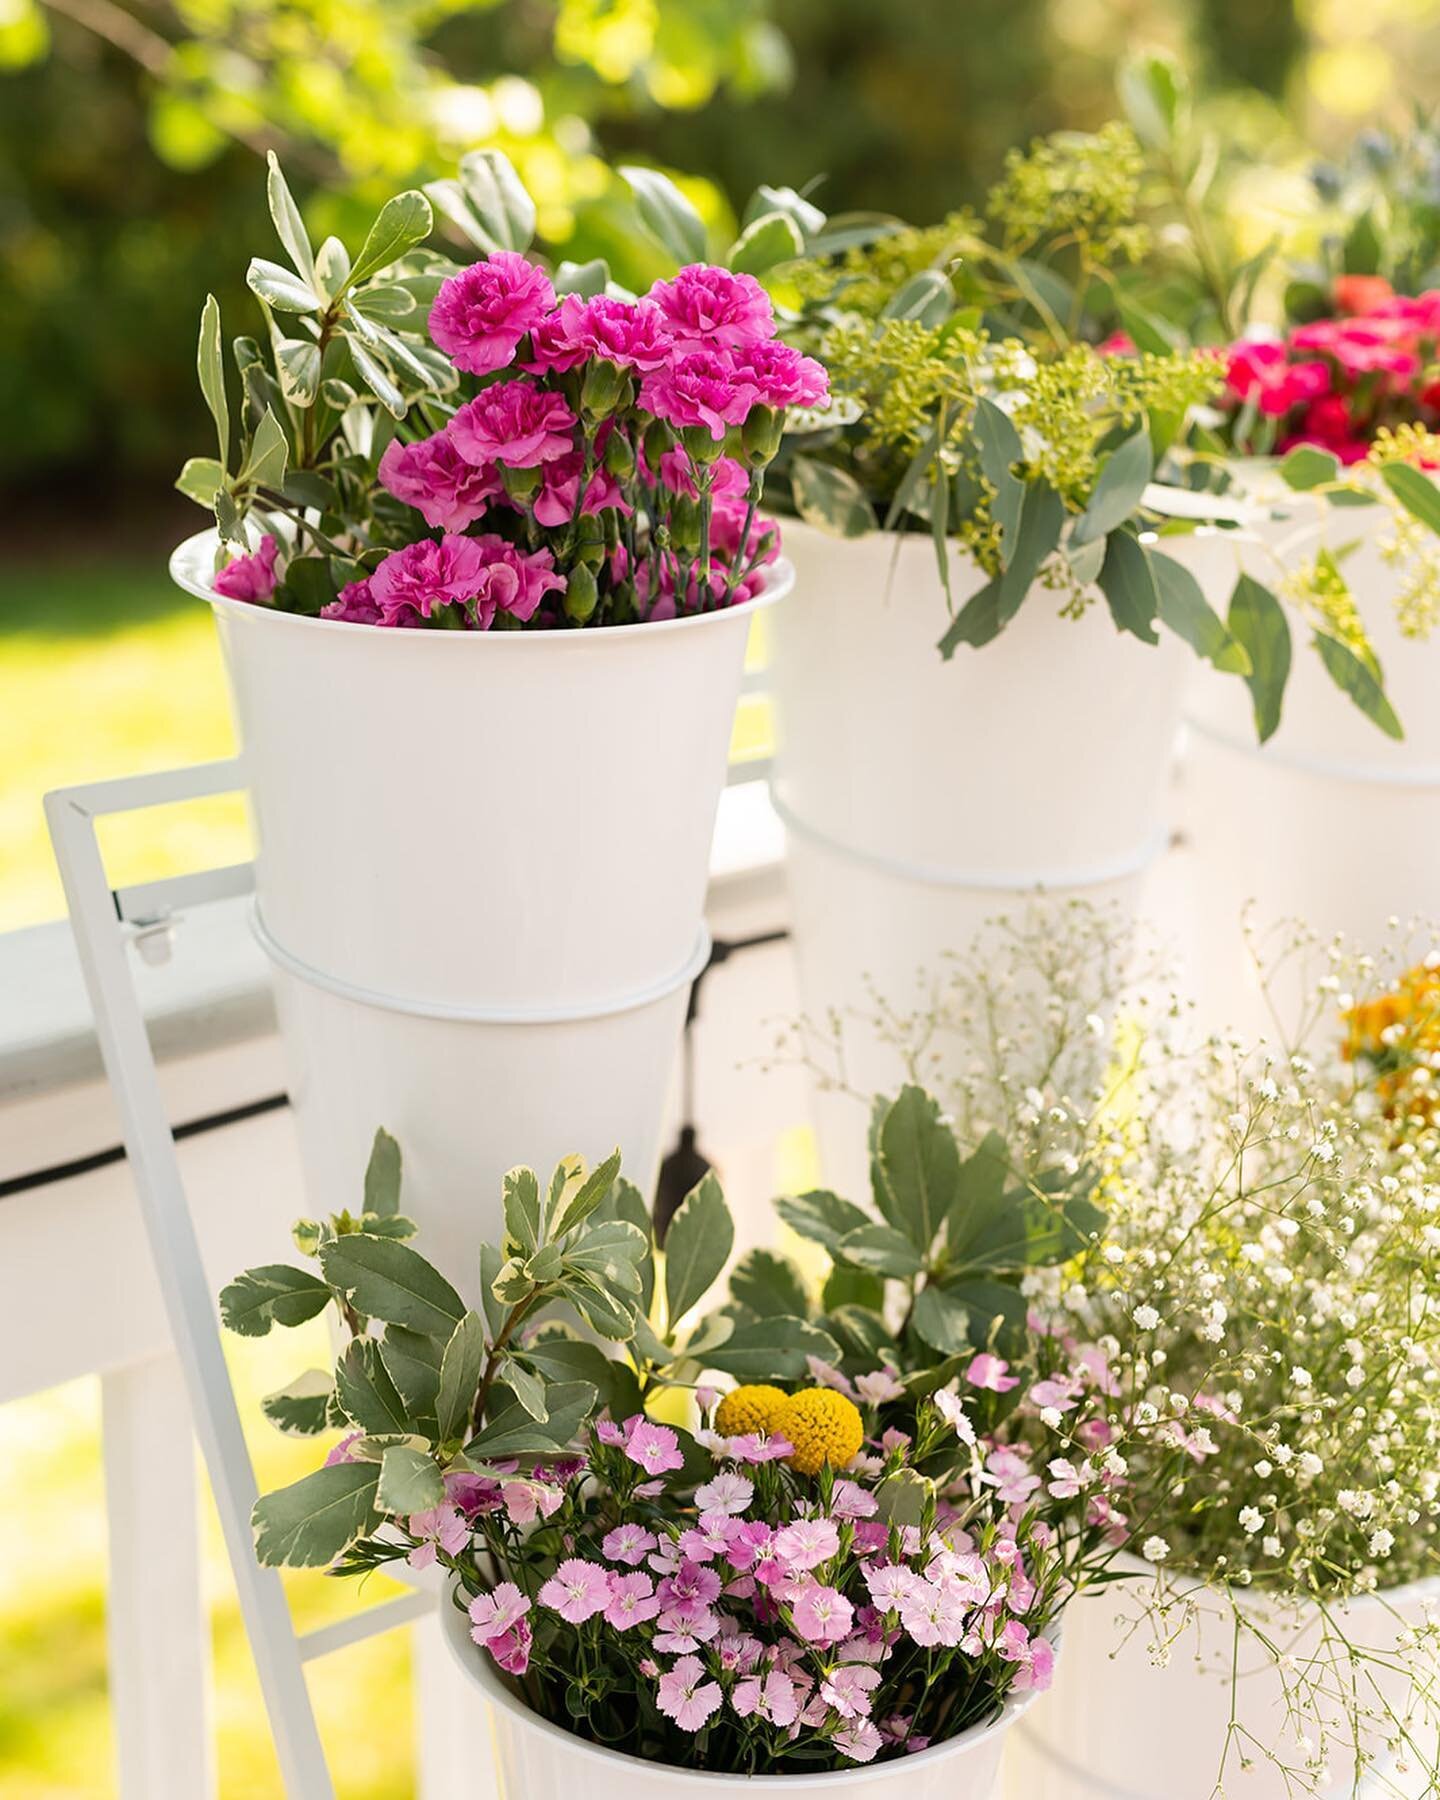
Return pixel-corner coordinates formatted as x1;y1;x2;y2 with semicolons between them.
0;1321;416;1798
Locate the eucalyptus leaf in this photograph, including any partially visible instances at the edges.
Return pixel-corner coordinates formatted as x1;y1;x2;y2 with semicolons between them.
1071;431;1153;548
1279;446;1341;492
790;455;876;538
1381;461;1440;536
1228;573;1293;743
1313;631;1403;739
1152;551;1251;675
1096;529;1159;644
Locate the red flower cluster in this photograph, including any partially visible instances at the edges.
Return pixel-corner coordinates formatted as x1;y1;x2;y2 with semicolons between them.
1223;279;1440;464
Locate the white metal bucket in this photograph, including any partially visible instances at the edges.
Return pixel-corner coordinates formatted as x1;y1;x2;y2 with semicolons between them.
171;532;789;1245
1159;486;1440;1035
768;522;1187;1194
1005;1563;1440;1800
439;1581;1035;1798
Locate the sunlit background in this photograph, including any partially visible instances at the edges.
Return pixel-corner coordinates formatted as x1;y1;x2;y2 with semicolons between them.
3;1;1438;1792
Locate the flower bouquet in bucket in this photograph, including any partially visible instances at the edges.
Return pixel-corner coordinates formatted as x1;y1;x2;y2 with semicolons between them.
222;1095;1162;1790
169;152;827;1268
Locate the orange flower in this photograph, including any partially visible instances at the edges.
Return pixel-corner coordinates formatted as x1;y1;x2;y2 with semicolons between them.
1332;274;1395;317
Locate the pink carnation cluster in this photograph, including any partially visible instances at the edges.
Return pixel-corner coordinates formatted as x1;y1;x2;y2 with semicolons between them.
1223;277;1440;463
322;533;563;629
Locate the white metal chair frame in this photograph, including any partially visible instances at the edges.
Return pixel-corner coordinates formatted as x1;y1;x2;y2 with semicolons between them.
46;758;434;1800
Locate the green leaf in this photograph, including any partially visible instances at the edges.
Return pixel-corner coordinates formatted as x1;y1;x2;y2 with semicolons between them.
350;284;418;325
938;480;1064;655
246;257;320;314
560;1274;637;1342
1152;551;1252;675
175;456;225;507
942;1130;1011;1261
502;1166;542;1257
266;153;315;285
790;455;876;538
346;335;406;418
435;1311;487;1443
313;235;351;302
219;1265;331;1337
823;1302;896;1364
728;210;805;277
275;338;322;407
1096;530;1159;644
881;269;953;325
1381;461;1440;536
457;149;536;254
663;1171;734;1326
252;1463;380;1568
555;258;609;297
1279;446;1340;492
729;1249;810;1318
466;1381;595;1460
347;191;434;292
774;1189;873;1254
621;164;707;264
197;294;229;470
1116;294;1182;355
1072;431;1153;548
376;1443;445;1515
498;1357;548;1422
1118;50;1188;148
821;1264;886;1313
835;1223;925;1279
701;1316;842;1382
876;1086;960;1255
553;1149;622;1238
363;1128;402;1219
562;1221;650;1294
335;1338;411;1436
910;1285;974;1355
741;183;826;241
1313;632;1403;739
319;1236;464;1337
521;1336;636;1416
949;1278;1029;1358
1228;573;1293;742
260;1369;333;1436
971;398;1024;552
588;1178;655;1313
379;1325;443;1423
241;406;288;490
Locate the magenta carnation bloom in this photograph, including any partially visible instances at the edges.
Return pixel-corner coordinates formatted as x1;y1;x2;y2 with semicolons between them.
527;294;676;375
321;578;384;625
640;350;754;442
213;534;279;602
648;265;775;351
450;381;577;470
368;533;563;629
532;452;628;528
428;252;556;376
378;431;501;532
731;340;829;410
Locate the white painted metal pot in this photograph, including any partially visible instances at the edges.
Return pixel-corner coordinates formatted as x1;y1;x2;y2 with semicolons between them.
439;1582;1036;1798
768;521;1188;1196
170;531;790;1250
1159;477;1440;1035
1005;1562;1440;1800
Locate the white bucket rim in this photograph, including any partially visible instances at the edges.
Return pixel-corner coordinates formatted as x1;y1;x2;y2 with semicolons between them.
254;904;713;1024
169;530;794;643
439;1579;1041;1788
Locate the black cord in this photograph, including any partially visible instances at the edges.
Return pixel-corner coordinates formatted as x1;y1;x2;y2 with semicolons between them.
0;1092;290;1200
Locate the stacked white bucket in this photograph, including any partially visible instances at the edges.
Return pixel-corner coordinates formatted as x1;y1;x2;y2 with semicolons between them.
171;530;791;1285
1007;1561;1440;1800
767;521;1189;1199
1159;477;1440;1038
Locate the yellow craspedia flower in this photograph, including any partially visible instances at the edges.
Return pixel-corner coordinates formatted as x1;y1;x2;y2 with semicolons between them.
715;1384;788;1438
775;1387;865;1477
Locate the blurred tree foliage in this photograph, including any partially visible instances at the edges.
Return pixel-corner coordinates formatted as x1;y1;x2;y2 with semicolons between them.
0;0;1307;500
